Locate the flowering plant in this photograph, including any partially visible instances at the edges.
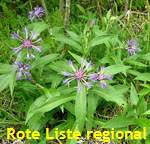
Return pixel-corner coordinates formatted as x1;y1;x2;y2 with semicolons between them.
11;27;42;59
0;3;149;144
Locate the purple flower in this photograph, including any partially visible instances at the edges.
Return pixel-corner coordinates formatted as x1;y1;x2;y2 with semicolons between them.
91;19;95;26
90;66;112;88
29;6;45;21
11;27;42;59
12;61;32;80
90;19;95;28
61;59;93;91
126;39;141;56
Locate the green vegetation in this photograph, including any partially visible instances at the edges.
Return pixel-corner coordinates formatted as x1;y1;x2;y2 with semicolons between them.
0;0;150;144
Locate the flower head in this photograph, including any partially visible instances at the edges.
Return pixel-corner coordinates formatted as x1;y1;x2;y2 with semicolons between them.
62;59;93;91
90;66;112;88
29;6;45;21
91;19;95;26
11;27;42;59
12;61;32;80
89;19;95;29
126;39;141;56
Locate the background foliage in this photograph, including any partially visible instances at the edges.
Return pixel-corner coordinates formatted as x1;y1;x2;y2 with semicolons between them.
0;0;150;144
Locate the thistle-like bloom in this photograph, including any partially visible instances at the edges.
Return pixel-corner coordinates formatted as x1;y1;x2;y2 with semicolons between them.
12;61;32;80
126;39;141;56
90;66;112;88
62;59;93;90
29;6;45;21
11;27;42;59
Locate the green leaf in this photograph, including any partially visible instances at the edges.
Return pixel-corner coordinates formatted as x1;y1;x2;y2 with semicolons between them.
75;85;86;132
103;116;137;128
86;94;98;130
104;64;130;75
55;36;82;52
0;108;20;122
76;4;86;15
114;85;129;94
64;102;75;115
58;86;76;95
49;88;60;97
32;54;58;69
0;63;12;74
92;86;127;106
94;118;106;126
9;71;16;96
66;30;79;42
137;118;150;134
27;22;49;33
128;71;150;82
141;53;150;61
142;110;150;115
27;96;47;114
127;69;141;76
88;35;112;48
46;115;74;138
136;95;147;115
50;122;70;138
106;9;111;19
139;88;150;96
69;51;82;64
130;83;139;105
146;139;150;144
140;84;150;89
51;75;63;88
66;122;79;144
17;82;38;96
93;27;107;36
125;60;147;67
0;74;10;92
28;113;49;131
134;73;150;82
42;88;53;98
49;61;73;72
26;95;75;123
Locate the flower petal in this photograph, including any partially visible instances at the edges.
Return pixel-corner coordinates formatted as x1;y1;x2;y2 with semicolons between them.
101;81;108;88
32;45;42;52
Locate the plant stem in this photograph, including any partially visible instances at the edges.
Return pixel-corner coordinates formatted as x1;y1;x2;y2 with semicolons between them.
64;0;71;31
41;0;50;23
146;0;150;69
59;0;64;16
119;0;129;20
95;0;102;19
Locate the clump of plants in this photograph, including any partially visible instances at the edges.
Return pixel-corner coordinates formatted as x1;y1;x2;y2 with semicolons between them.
0;0;150;144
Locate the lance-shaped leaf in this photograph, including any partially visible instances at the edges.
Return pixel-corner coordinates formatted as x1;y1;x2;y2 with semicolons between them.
130;83;139;105
26;95;75;123
86;93;98;130
27;22;49;33
103;116;137;128
92;86;127;106
0;63;12;74
104;64;131;75
88;35;113;48
55;36;82;52
66;122;80;144
32;54;58;69
9;71;16;96
50;114;74;138
0;74;10;92
75;85;86;132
